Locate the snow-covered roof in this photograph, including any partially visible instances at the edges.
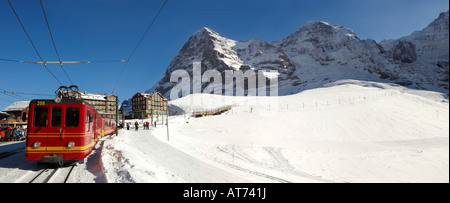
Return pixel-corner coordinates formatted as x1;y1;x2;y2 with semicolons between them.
141;92;153;97
0;111;9;116
80;93;107;101
134;92;153;98
2;101;30;112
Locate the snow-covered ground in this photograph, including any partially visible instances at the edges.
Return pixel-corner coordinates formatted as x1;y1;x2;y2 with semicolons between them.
1;80;448;183
102;80;449;183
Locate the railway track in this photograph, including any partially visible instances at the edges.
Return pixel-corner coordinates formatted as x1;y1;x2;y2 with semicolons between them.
29;165;76;183
0;148;24;160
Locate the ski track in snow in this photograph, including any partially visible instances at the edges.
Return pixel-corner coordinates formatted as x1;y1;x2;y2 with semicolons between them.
101;130;249;183
215;145;335;183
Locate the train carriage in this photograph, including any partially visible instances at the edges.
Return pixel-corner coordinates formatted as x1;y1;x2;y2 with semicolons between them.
25;99;115;165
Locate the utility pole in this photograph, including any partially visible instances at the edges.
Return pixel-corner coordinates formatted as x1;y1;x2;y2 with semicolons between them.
122;104;126;132
115;96;119;136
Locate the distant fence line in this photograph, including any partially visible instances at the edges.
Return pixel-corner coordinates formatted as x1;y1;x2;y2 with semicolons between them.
180;89;446;118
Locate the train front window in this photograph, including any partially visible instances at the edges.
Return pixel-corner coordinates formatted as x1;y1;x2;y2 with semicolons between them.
51;107;62;127
65;107;80;127
33;107;48;127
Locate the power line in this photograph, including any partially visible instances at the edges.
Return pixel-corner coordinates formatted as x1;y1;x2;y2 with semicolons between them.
111;0;169;93
0;59;23;63
0;89;53;97
0;89;30;101
40;0;74;85
0;58;128;64
7;0;64;86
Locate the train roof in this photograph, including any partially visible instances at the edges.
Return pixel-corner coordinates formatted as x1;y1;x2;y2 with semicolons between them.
30;99;89;105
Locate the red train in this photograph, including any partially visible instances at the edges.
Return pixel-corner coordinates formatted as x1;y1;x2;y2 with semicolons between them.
25;98;116;165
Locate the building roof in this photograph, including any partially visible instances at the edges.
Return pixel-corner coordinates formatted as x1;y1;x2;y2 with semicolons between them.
134;92;153;98
133;92;167;100
2;101;30;112
57;91;116;102
80;93;107;101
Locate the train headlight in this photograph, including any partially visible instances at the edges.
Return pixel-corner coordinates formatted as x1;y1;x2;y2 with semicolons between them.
67;141;75;149
32;142;41;149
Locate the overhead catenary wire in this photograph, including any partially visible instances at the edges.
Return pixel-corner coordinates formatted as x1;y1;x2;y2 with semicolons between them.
39;0;74;85
0;89;53;97
0;58;129;64
111;0;169;94
0;58;23;63
0;89;30;101
0;93;29;101
7;0;64;86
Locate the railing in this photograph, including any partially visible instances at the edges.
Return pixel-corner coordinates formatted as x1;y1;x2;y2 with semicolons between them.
192;105;233;118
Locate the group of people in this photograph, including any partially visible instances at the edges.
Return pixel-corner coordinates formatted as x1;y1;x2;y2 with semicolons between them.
125;121;157;131
0;127;26;142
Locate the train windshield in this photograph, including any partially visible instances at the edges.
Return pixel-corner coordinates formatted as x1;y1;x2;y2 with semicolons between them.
51;107;62;127
65;107;80;127
33;107;48;127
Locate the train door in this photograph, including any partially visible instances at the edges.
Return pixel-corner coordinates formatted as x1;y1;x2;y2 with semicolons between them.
47;105;63;151
86;109;93;145
102;119;105;137
93;113;98;141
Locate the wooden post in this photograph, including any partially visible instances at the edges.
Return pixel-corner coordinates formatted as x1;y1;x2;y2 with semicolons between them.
166;107;170;141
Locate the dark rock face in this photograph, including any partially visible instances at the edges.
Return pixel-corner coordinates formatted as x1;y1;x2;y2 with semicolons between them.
392;41;417;63
436;61;449;86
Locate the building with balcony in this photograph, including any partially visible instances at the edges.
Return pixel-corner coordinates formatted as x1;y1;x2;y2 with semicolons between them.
0;101;30;128
131;92;168;119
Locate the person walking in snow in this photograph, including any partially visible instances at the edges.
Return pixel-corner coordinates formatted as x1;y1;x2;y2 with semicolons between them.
5;127;12;142
126;123;130;130
135;121;139;131
0;128;5;142
15;129;21;141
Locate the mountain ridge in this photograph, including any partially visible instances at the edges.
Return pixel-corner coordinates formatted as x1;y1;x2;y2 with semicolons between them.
146;11;449;99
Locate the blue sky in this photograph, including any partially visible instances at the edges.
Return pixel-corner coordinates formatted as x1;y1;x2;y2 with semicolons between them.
0;0;448;110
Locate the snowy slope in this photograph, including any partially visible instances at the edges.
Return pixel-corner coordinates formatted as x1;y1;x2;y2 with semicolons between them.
102;80;449;183
2;80;446;183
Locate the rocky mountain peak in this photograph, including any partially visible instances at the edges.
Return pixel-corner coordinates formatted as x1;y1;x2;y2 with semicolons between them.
281;20;359;48
148;11;449;99
425;11;449;34
193;27;220;39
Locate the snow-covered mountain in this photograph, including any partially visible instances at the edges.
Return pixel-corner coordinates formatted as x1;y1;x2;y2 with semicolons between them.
147;11;449;99
380;11;449;92
119;99;133;114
